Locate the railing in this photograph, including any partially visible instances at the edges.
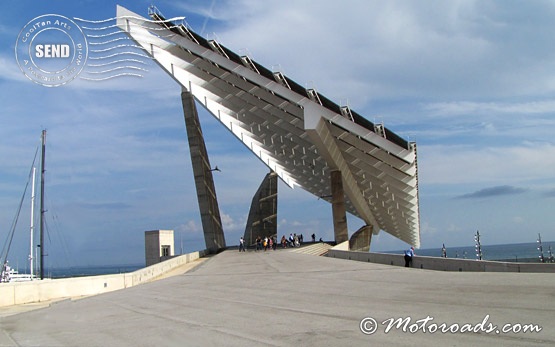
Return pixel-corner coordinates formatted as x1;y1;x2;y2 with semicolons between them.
327;249;555;273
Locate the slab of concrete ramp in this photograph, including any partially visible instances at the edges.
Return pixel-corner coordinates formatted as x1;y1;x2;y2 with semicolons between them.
0;250;553;346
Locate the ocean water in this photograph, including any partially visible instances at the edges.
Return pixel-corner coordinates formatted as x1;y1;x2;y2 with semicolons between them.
386;241;555;263
47;264;143;279
39;241;555;277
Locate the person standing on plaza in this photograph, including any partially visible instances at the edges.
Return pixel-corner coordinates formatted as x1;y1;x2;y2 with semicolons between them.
404;246;415;267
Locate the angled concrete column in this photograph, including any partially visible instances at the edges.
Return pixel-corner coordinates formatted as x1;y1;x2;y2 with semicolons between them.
181;90;226;253
349;225;373;252
243;171;278;246
331;170;349;244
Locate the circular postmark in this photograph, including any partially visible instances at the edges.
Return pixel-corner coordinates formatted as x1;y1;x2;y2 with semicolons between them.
15;14;88;87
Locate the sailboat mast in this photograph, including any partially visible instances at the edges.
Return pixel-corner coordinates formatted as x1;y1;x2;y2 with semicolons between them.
29;167;36;279
40;130;46;280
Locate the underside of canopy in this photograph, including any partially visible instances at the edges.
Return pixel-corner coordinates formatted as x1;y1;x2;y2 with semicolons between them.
116;5;421;247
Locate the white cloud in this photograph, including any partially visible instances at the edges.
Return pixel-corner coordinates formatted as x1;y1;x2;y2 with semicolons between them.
176;220;201;234
0;54;30;83
419;142;555;186
167;0;555;104
220;212;244;232
424;100;555;117
420;221;437;236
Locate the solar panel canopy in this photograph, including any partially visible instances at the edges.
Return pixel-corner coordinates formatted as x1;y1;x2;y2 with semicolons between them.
117;5;421;248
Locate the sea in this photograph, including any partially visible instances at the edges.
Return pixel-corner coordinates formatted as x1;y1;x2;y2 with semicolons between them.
47;264;143;279
384;241;555;263
36;241;555;278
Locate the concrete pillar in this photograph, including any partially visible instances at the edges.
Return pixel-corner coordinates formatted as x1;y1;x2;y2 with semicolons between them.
181;90;226;253
331;170;349;244
349;225;373;252
243;171;278;246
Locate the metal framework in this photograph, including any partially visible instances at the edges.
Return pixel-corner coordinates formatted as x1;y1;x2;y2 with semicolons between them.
116;6;421;247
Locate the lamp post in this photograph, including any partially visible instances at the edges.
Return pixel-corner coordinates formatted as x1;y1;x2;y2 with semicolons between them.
475;230;482;260
537;233;545;263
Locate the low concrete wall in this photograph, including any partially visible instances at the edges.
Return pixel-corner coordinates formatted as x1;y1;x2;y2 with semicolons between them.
0;250;207;307
327;249;555;273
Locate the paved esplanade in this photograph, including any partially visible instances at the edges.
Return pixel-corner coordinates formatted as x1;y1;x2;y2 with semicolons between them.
1;251;554;346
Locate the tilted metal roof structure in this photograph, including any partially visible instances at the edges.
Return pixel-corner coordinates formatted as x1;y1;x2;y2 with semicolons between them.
116;6;421;247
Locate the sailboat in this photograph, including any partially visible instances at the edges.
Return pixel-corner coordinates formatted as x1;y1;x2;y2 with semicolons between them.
3;166;37;282
1;130;48;282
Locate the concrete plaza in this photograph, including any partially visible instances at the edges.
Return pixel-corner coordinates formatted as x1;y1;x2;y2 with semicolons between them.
0;249;553;346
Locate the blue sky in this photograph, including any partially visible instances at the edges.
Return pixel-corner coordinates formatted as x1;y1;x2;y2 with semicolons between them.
2;0;555;268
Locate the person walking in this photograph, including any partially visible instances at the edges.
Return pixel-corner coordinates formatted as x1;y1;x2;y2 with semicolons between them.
404;246;415;267
239;237;246;252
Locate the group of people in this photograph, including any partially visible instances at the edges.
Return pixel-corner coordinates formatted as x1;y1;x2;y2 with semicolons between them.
0;261;11;283
256;235;278;251
241;235;417;268
239;235;279;252
282;233;303;248
239;233;317;252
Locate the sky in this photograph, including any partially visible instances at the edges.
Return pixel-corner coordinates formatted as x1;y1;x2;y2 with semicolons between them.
1;0;555;268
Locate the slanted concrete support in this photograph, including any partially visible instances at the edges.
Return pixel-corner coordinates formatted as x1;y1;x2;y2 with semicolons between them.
182;90;226;253
243;171;278;246
331;170;349;244
349;225;373;252
304;112;380;233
